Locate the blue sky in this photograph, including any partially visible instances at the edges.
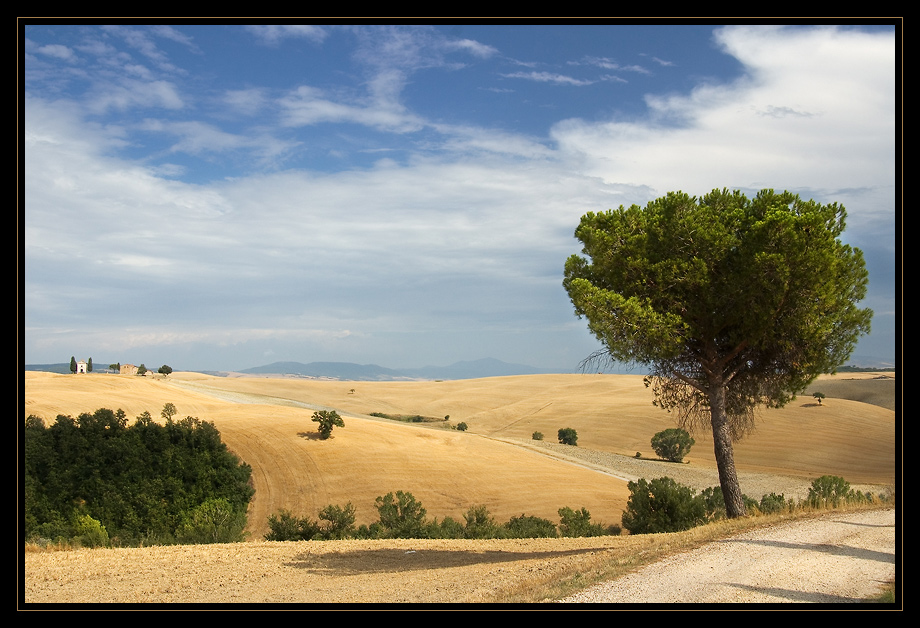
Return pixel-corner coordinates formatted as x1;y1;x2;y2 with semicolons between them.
22;23;898;372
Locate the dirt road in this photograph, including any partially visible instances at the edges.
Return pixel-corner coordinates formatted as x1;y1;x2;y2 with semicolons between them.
559;508;897;604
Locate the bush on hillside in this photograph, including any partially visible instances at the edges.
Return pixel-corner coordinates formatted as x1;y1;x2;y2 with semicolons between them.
808;475;852;507
532;431;544;441
373;491;429;539
558;506;613;537
462;505;501;539
621;477;707;534
176;498;248;544
650;427;695;463
503;514;557;538
558;427;578;446
317;503;357;540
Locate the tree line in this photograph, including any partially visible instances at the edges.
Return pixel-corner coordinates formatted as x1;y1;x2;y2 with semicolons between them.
24;406;254;547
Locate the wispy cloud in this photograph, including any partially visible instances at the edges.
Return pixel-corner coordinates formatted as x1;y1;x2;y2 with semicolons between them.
245;24;328;45
501;71;596;86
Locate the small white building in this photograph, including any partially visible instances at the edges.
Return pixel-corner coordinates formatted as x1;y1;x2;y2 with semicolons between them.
76;360;87;374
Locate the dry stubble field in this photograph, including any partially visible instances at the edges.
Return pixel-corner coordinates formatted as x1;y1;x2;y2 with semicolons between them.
22;370;896;604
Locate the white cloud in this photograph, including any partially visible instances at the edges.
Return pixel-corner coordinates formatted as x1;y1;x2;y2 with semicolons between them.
501;71;596;86
246;25;327;45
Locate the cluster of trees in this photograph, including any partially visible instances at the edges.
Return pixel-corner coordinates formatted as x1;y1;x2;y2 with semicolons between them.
265;490;620;541
620;474;885;535
24;405;254;547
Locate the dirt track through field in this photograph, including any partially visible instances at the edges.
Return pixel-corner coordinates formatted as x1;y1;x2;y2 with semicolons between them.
559;508;896;604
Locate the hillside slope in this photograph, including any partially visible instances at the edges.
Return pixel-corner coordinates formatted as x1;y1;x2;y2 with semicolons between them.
24;370;895;540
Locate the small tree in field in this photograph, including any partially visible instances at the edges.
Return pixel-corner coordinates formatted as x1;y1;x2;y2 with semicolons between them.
812;392;825;405
651;427;695;463
558;427;578;446
158;365;173;377
312;410;344;440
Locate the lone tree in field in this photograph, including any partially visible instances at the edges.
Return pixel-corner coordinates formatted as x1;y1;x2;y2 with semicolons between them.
563;188;872;518
312;410;345;440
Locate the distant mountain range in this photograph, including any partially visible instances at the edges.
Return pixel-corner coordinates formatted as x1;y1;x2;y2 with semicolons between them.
236;358;565;381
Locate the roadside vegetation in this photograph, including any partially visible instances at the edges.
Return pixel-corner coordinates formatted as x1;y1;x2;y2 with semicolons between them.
260;474;891;543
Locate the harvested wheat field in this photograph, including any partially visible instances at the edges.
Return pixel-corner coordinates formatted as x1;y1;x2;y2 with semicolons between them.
22;369;897;605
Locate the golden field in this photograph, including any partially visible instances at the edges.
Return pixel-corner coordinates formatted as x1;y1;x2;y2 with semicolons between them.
23;369;896;540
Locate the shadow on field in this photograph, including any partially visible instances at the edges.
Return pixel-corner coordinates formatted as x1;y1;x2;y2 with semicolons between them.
296;431;328;441
286;547;605;574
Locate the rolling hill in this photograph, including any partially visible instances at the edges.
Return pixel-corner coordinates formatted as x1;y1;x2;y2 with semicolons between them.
23;370;896;541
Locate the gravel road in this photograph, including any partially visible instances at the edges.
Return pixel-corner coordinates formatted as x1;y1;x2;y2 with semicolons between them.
558;508;896;604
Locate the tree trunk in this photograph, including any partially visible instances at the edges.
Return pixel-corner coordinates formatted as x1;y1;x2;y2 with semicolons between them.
707;384;747;518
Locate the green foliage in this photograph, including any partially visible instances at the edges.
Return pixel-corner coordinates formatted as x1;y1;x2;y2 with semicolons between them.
374;491;429;538
318;503;357;540
564;189;873;519
812;391;826;405
460;505;501;539
758;492;788;514
176;498;248;544
264;509;320;541
558;506;610;537
503;514;557;538
24;408;254;546
697;486;756;520
532;431;544;441
158;365;173;377
650;427;695;463
427;516;465;539
73;514;110;548
70;356;77;374
312;410;345;440
557;427;578;446
161;402;178;421
808;475;852;507
621;477;707;534
137;364;147;376
455;422;468;431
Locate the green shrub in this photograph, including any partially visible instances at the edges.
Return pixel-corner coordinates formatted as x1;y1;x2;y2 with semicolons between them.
374;491;429;538
318;503;357;540
697;486;757;520
503;514;557;538
73;514;110;548
532;431;544;441
456;422;468;431
427;516;465;539
264;509;320;541
808;475;851;507
621;477;707;534
176;498;248;544
462;505;501;539
650;428;695;463
558;506;607;537
758;492;788;514
558;427;578;446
